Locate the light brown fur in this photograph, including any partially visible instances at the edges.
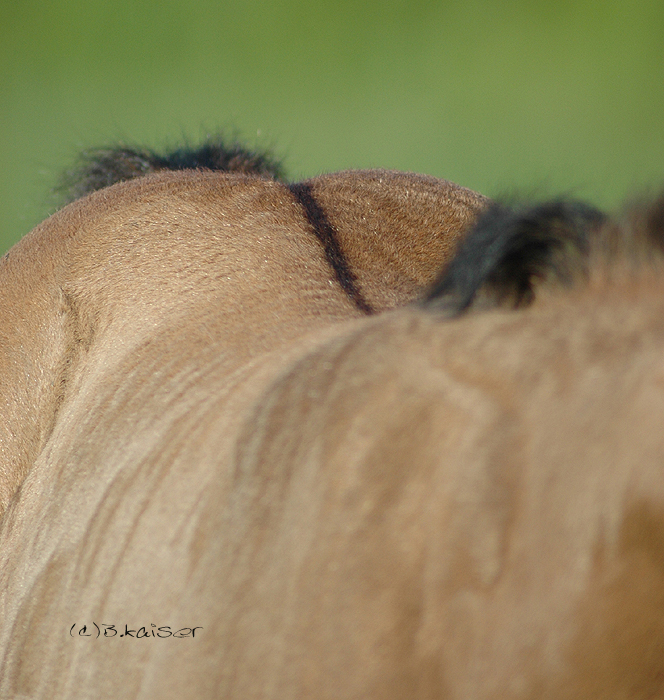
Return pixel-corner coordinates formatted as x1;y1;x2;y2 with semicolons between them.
1;170;663;698
0;169;485;515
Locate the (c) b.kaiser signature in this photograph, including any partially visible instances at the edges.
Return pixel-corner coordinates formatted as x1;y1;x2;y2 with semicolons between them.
70;623;202;639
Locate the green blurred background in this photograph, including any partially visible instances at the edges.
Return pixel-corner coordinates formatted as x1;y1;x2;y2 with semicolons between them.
1;0;663;252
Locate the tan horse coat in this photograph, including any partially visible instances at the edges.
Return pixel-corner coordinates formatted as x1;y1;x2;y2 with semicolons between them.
1;167;662;698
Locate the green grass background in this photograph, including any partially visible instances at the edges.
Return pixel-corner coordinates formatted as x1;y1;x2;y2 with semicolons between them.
1;0;663;252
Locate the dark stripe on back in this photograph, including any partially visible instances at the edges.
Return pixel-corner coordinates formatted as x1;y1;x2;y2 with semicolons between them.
288;182;374;314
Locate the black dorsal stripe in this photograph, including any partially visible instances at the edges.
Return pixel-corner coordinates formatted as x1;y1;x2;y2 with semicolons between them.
288;182;374;315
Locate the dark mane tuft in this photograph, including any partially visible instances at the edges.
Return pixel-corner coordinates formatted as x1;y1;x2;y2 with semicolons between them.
57;137;285;204
425;200;607;314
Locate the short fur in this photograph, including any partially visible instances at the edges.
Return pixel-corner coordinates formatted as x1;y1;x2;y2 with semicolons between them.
1;153;663;698
0;155;487;515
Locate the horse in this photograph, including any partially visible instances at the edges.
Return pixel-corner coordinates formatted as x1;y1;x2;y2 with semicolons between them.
1;139;662;698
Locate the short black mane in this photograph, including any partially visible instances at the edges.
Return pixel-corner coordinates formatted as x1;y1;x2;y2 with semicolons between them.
425;200;608;314
58;137;285;204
